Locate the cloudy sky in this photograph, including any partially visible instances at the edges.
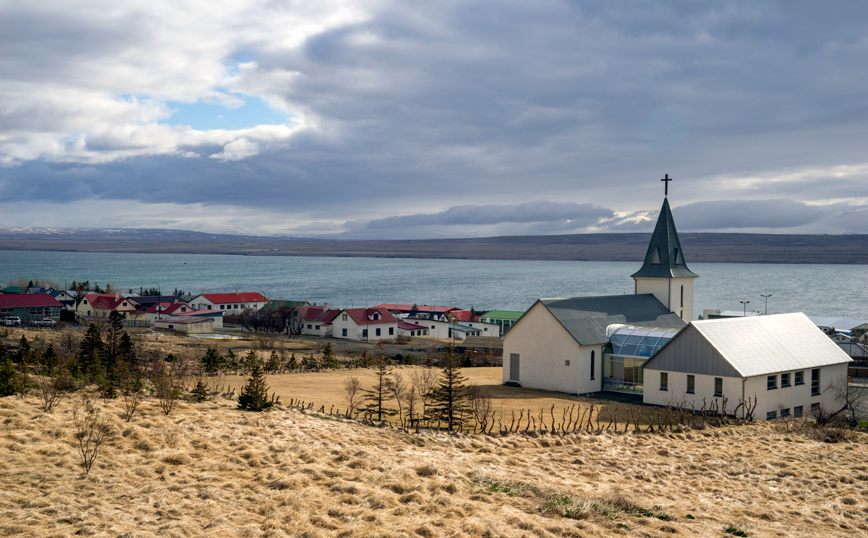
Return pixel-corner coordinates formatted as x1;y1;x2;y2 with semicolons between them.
2;1;867;238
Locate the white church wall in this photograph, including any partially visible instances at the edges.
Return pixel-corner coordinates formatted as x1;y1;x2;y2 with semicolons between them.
634;278;694;322
642;369;741;411
503;302;586;394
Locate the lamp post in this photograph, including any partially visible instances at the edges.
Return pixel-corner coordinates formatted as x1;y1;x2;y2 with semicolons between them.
152;282;161;320
760;294;772;315
738;300;750;317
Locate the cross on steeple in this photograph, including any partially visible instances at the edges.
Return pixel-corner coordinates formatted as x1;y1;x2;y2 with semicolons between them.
661;173;672;197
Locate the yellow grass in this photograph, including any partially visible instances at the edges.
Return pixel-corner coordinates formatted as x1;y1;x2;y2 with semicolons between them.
2;392;868;537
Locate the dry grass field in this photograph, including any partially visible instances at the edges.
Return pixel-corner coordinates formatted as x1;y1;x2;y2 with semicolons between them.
2;392;868;538
4;327;868;537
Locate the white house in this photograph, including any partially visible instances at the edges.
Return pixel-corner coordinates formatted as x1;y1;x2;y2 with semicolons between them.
190;292;267;312
642;313;852;420
330;307;399;341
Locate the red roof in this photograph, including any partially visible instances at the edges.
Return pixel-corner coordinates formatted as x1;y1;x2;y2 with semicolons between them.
451;309;479;322
82;293;133;311
145;302;191;315
295;306;341;324
0;294;63;308
344;307;398;326
200;292;267;304
398;321;428;330
376;304;461;314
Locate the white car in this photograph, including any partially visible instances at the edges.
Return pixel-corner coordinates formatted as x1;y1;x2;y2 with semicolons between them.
3;316;21;327
31;318;56;327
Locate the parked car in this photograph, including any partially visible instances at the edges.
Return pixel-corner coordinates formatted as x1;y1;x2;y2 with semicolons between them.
3;316;21;327
31;318;56;327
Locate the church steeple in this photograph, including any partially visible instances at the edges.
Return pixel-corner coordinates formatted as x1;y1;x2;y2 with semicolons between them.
631;177;698;322
631;197;698;279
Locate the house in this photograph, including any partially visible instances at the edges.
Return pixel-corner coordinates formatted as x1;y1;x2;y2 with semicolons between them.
850;323;868;342
128;301;195;325
807;316;865;336
398;321;429;337
76;293;137;319
330;308;399;341
47;289;77;311
376;304;461;318
642;313;852;420
294;306;341;337
479;310;524;335
405;313;495;340
189;292;267;313
175;309;224;329
128;295;185;311
154;316;214;334
503;192;691;394
0;294;63;324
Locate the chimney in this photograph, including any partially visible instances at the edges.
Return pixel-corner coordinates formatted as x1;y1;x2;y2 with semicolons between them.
115;292;120;301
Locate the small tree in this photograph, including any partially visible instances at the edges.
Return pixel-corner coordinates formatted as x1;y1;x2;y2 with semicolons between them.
237;354;273;411
201;348;223;374
410;368;438;422
72;396;113;474
344;376;361;416
362;360;394;421
119;363;145;422
428;352;470;431
826;376;868;425
152;366;181;416
192;378;210;403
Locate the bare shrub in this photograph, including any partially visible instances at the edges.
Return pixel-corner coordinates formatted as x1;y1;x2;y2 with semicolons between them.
152;367;181;416
468;384;495;433
388;373;407;427
826;376;868;425
411;368;438;421
344;376;361;416
37;376;63;412
72;395;113;474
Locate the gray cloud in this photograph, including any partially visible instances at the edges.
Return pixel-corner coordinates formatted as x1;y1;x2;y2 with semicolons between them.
1;1;868;236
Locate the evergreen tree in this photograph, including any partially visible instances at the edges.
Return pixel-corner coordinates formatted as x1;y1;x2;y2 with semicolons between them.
322;343;336;369
201;348;223;374
362;359;394;421
118;332;137;370
78;324;105;379
40;344;60;375
192;378;209;402
428;352;470;431
0;356;21;397
14;336;33;365
237;354;273;411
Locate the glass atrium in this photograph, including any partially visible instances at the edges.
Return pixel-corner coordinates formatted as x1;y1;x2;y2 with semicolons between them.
602;326;678;393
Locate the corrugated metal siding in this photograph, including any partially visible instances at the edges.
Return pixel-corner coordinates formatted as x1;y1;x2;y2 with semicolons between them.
645;325;741;377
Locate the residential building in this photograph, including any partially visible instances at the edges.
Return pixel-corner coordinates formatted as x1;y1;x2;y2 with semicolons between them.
190;292;267;312
0;294;63;324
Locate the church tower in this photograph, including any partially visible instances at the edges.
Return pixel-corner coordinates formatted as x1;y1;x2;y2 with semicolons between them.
631;176;698;322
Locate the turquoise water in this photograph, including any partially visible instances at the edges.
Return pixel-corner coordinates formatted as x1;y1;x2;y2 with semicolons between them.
0;250;865;320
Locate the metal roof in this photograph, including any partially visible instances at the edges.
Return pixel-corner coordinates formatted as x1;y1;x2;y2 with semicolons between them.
631;198;698;279
807;316;866;333
538;294;685;346
645;312;852;378
481;310;525;320
608;326;679;358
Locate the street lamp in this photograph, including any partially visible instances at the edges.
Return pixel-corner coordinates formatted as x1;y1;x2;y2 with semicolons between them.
738;300;750;317
760;294;772;315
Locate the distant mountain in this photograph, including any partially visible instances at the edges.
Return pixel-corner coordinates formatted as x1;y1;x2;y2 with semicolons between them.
0;227;866;264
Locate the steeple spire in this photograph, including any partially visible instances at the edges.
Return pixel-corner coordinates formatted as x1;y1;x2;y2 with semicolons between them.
631;197;698;279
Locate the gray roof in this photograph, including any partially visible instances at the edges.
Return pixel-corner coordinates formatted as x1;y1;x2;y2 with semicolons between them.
807;316;865;333
461;336;503;350
539;294;685;346
631;198;698;279
644;312;852;378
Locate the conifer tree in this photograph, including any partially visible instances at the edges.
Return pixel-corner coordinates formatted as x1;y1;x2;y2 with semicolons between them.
78;323;104;379
201;348;223;374
192;378;210;402
237;353;273;411
362;358;394;421
428;351;470;431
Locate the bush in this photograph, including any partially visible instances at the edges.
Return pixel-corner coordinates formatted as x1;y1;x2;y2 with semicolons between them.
238;356;273;412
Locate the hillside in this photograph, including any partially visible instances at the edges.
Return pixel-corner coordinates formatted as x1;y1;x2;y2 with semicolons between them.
0;227;867;263
2;393;867;538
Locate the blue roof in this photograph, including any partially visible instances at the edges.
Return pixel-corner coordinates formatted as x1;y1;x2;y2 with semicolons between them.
608;326;679;358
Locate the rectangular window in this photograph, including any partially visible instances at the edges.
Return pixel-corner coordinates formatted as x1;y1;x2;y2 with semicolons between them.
389;327;394;335
781;408;791;418
307;324;312;329
767;375;777;390
811;369;820;396
342;313;347;321
781;373;790;387
766;411;777;420
565;360;570;367
362;329;368;338
590;351;595;380
342;328;347;337
687;375;695;394
375;328;381;336
714;377;723;396
660;372;668;391
794;405;803;418
795;371;804;385
315;325;320;330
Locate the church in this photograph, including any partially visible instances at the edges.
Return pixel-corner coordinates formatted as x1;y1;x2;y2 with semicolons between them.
502;176;851;419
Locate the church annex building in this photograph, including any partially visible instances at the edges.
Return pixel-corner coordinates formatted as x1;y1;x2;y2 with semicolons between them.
502;181;851;420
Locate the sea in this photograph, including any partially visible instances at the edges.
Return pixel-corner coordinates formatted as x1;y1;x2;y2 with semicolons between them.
0;250;865;320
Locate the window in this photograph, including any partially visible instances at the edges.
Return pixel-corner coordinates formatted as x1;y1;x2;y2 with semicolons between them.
307;324;312;329
767;375;777;390
375;328;381;337
362;329;368;338
811;369;820;395
794;406;803;418
220;305;225;310
687;375;695;394
714;377;723;396
342;314;347;321
766;410;777;420
315;325;320;330
373;312;380;320
680;285;684;307
389;327;394;335
565;360;570;367
811;402;820;412
795;371;804;385
342;328;347;337
781;373;790;387
781;408;791;418
660;372;668;391
590;351;595;380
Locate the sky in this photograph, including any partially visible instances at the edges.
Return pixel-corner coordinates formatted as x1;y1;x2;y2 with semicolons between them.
1;0;868;239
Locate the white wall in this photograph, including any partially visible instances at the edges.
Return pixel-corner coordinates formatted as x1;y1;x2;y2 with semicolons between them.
502;302;602;395
330;313;397;341
634;277;694;322
644;363;850;420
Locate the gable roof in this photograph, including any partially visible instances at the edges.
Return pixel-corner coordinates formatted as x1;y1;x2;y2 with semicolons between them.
536;294;685;346
631;198;698;279
0;294;63;308
344;307;398;326
198;292;267;304
644;312;852;377
82;293;132;310
295;306;341;324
